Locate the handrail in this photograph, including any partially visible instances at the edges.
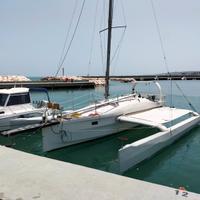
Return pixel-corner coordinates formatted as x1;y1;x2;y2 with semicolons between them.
66;94;137;115
134;81;164;103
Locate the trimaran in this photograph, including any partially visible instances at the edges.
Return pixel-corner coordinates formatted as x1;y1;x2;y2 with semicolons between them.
42;0;199;152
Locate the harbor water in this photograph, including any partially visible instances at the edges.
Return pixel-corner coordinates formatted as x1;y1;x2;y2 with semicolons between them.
0;80;200;193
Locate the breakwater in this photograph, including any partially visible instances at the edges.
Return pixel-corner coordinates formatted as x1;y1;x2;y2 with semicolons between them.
0;80;95;89
83;75;200;81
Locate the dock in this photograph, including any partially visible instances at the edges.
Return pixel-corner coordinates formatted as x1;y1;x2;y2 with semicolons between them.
0;80;95;89
82;75;200;81
0;120;59;136
0;146;199;200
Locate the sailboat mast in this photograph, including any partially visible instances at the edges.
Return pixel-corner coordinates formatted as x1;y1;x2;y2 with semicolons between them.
105;0;114;99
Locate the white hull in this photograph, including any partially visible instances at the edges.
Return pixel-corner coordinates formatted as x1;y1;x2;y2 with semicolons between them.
43;115;136;151
42;94;163;151
0;111;44;132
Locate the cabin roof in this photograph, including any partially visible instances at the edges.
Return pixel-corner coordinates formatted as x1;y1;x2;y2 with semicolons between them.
0;87;29;94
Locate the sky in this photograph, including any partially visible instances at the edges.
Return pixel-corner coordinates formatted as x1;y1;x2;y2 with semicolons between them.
0;0;200;76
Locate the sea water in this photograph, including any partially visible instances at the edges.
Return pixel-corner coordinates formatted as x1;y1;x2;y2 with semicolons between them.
0;80;200;193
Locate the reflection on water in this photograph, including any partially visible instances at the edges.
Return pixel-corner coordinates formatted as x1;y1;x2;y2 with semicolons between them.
46;127;158;174
0;126;158;174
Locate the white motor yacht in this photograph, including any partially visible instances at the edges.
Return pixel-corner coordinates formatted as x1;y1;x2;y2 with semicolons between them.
0;87;50;132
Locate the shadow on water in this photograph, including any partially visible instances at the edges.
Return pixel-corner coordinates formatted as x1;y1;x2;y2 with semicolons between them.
45;127;158;173
0;130;43;155
0;126;158;174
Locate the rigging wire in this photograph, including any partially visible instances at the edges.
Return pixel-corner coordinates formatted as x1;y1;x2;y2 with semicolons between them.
87;0;99;76
99;0;127;75
57;0;78;74
150;0;173;108
103;0;107;59
150;0;198;113
150;0;170;73
99;32;106;71
55;0;86;77
120;0;127;26
174;82;198;112
111;27;126;74
99;0;107;73
110;0;127;74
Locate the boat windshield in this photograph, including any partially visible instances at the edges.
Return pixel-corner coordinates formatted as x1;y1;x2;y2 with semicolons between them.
0;94;8;106
7;93;31;106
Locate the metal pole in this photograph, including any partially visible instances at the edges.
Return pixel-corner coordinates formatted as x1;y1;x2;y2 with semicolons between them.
105;0;114;99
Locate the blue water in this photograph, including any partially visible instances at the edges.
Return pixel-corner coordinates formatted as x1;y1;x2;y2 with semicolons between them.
1;80;200;193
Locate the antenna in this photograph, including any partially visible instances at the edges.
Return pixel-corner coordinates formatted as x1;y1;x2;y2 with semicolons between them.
62;68;64;76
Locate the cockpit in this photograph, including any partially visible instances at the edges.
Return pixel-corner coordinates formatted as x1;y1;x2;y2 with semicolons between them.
0;88;31;107
6;93;31;106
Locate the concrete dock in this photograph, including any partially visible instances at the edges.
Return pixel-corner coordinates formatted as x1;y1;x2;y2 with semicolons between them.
0;146;199;200
0;80;95;89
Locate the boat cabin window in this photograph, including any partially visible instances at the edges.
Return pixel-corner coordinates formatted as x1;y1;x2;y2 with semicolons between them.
0;94;8;106
91;121;98;125
7;93;31;106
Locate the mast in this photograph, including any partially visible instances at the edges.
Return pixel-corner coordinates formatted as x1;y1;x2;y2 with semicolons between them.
105;0;114;99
